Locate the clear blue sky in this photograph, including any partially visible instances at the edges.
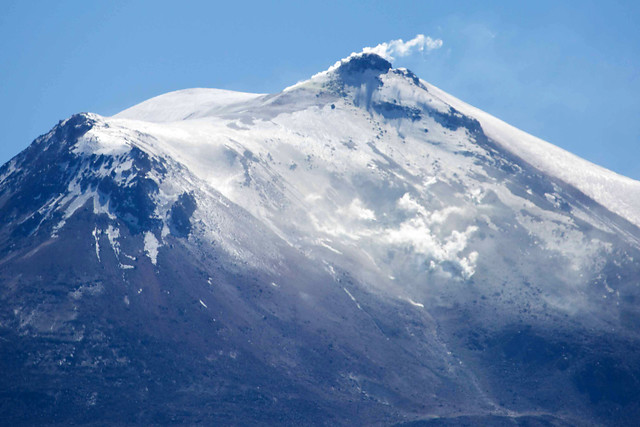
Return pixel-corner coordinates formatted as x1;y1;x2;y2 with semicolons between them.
2;0;639;180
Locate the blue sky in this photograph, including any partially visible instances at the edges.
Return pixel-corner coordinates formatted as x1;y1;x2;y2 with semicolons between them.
1;0;639;179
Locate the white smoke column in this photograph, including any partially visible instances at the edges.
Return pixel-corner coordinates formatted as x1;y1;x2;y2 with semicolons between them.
287;34;444;91
362;34;443;61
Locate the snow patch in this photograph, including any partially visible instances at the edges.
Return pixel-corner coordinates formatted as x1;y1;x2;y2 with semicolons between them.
144;231;160;265
92;227;101;262
318;239;343;254
69;283;104;300
105;225;121;257
343;288;362;310
405;298;424;308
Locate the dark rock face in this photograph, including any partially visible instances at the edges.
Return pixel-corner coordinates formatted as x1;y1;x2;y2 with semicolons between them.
373;101;422;121
333;53;391;99
95;169;162;234
0;115;92;233
0;201;457;425
169;192;197;237
336;53;392;76
429;106;483;132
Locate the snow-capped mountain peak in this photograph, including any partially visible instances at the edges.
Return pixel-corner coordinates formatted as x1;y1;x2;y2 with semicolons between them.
2;53;640;425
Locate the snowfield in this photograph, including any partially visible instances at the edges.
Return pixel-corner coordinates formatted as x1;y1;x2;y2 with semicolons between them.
427;81;640;229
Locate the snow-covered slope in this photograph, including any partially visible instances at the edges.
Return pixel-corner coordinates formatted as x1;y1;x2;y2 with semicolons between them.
426;82;640;229
113;54;640;232
93;53;640;312
115;88;265;122
1;52;640;425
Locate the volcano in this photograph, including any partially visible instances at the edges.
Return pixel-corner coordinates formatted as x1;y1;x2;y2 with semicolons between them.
1;53;640;425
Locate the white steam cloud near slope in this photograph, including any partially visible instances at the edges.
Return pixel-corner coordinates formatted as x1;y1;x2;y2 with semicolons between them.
362;34;443;61
288;34;444;90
